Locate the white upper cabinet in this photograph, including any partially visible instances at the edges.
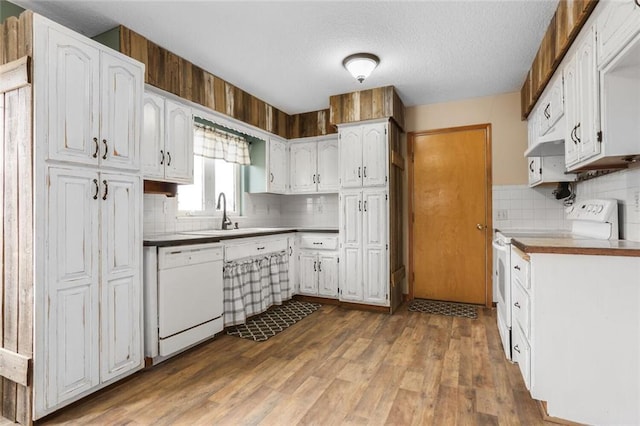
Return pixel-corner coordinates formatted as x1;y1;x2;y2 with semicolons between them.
597;0;640;68
538;74;565;137
45;26;142;170
142;91;193;183
268;136;289;193
339;122;388;188
290;136;339;193
164;99;193;183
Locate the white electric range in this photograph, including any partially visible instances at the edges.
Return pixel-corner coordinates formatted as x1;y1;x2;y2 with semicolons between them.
492;198;619;360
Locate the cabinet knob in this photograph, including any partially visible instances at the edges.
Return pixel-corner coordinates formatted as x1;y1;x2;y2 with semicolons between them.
514;301;521;309
514;265;521;271
476;223;484;230
513;344;521;354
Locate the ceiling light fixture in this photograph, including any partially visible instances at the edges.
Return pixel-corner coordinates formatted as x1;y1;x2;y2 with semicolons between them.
342;53;380;83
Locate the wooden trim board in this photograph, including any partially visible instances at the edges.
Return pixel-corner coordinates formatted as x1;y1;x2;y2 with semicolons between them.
0;56;30;92
0;349;30;387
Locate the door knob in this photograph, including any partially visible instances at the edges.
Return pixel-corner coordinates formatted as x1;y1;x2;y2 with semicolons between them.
476;224;485;230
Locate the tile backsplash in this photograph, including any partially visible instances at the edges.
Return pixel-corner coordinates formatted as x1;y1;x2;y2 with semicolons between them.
144;192;339;235
493;164;640;241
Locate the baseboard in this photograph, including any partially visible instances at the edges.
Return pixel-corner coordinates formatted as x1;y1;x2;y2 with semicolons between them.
537;400;584;425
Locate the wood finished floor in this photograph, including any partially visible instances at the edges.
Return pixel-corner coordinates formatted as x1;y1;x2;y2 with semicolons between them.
35;304;552;425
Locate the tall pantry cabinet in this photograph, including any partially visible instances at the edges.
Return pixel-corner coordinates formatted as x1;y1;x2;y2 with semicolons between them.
0;13;144;422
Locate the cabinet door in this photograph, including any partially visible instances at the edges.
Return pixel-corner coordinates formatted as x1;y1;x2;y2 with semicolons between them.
339;127;363;188
142;92;165;179
340;191;363;301
362;123;387;187
268;137;289;193
298;252;318;295
100;52;142;171
318;253;339;298
290;140;318;193
99;173;142;382
340;191;362;246
46;167;100;407
363;190;388;304
164;100;193;183
47;28;100;166
563;55;580;167
288;237;298;293
527;109;539;147
576;27;601;162
340;247;362;301
317;137;339;192
597;0;640;67
528;157;542;186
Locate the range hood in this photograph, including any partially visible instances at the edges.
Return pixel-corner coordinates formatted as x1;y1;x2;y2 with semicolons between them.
524;115;566;157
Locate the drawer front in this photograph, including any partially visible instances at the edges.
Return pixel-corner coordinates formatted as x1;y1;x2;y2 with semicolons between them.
224;237;288;261
299;234;339;250
512;280;531;340
511;247;530;289
159;243;223;269
513;324;531;391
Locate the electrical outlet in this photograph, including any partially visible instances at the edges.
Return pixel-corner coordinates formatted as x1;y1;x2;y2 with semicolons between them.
496;209;508;220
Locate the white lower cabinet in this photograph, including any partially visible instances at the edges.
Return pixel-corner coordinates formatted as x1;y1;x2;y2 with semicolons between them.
44;167;142;412
297;233;339;298
339;189;389;305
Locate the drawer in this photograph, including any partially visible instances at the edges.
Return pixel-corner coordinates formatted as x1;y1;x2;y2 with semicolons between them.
224;236;288;262
513;323;531;391
158;243;223;270
299;234;339;250
511;246;530;289
512;280;531;340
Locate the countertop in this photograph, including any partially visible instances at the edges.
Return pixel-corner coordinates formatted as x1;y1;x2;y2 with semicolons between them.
144;227;339;247
510;236;640;257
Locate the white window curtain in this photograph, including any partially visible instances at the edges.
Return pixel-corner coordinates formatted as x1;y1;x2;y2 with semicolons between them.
223;252;291;327
194;123;251;165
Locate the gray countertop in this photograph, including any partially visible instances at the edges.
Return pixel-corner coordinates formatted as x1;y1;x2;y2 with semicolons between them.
144;227;339;247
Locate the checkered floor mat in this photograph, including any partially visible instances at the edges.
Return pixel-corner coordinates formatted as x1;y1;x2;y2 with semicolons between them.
226;300;321;342
408;299;478;319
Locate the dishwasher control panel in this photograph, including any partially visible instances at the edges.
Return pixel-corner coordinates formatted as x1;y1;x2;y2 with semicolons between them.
158;243;223;269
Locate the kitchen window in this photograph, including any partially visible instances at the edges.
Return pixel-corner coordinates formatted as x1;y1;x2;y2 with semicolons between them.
177;121;250;216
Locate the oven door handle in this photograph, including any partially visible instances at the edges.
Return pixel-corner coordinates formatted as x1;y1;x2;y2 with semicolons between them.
492;240;508;252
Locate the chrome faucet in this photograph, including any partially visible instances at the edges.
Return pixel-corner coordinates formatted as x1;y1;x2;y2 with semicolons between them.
216;192;233;230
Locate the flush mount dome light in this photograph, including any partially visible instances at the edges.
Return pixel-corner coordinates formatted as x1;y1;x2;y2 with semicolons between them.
343;53;379;83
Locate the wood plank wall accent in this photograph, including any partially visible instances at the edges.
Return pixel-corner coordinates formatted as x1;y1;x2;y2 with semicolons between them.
329;86;406;132
0;54;34;425
388;121;405;313
287;109;337;139
520;0;598;119
119;26;289;138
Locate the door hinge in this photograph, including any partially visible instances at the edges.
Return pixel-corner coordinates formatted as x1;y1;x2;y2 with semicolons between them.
385;244;388;250
597;131;602;143
385;176;388;182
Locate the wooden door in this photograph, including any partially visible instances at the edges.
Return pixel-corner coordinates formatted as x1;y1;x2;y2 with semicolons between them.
46;167;100;407
318;253;339;297
99;173;142;382
410;125;490;305
362;122;387;187
317;137;339;192
339;126;362;188
298;252;318;295
268;137;288;193
100;51;142;171
47;28;100;166
164;99;193;183
290;140;317;193
363;189;388;304
339;191;363;301
141;92;165;179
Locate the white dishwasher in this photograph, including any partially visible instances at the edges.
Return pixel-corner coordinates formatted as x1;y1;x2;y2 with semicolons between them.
146;242;224;361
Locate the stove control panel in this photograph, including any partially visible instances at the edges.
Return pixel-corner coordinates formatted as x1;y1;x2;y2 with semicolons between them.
566;199;618;223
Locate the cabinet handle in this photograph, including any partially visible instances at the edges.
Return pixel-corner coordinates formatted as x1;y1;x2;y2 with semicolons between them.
313;242;323;245
363;166;367;178
358;167;361;178
544;103;550;119
102;179;109;200
364;201;367;212
160;150;165;165
167;151;172;166
570;125;578;145
102;139;108;160
270;172;274;183
513;344;521;354
317;174;320;184
256;246;265;251
514;301;521;309
313;174;316;183
92;137;99;158
529;160;534;172
575;122;581;143
92;179;99;200
314;261;317;272
359;200;362;212
318;261;322;272
514;265;521;271
636;0;639;7
289;247;293;256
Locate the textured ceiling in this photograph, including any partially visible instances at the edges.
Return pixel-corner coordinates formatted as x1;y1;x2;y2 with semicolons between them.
12;0;558;114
